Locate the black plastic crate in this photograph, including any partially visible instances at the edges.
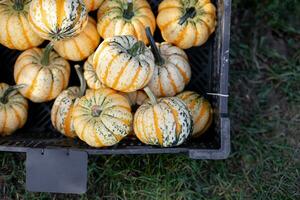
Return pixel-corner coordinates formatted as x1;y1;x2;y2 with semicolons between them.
0;0;231;193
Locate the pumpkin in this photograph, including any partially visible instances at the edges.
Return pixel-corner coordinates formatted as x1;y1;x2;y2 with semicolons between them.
73;88;133;147
29;0;88;41
97;0;156;44
83;0;104;11
51;65;86;138
121;90;147;106
145;27;191;97
53;17;100;61
134;87;192;147
83;53;106;90
14;43;70;103
0;0;44;50
0;83;28;136
93;35;155;92
157;0;216;49
177;91;212;137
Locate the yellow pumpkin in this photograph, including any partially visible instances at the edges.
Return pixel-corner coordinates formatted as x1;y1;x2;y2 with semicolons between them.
51;65;86;138
83;53;106;90
29;0;88;41
73;88;133;147
83;0;104;11
0;83;28;136
145;27;191;97
0;0;44;50
177;91;213;137
157;0;216;49
53;17;100;61
93;35;155;92
134;87;192;147
97;0;156;44
14;45;70;103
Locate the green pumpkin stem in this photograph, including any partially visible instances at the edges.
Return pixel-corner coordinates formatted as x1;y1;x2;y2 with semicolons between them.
74;65;87;97
13;0;24;11
0;84;26;104
123;0;134;19
145;27;164;66
91;105;102;117
144;87;157;105
128;40;145;57
179;7;196;25
41;42;54;66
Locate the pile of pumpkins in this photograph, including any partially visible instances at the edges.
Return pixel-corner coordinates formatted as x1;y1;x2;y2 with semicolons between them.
0;0;216;147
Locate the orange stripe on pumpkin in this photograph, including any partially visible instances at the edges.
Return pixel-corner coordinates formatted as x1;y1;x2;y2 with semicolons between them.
6;15;14;49
123;66;141;92
153;107;163;145
18;15;32;48
103;54;118;85
64;104;74;137
56;0;66;28
112;60;130;89
163;100;181;137
194;100;206;124
165;68;178;94
39;0;51;31
174;63;189;84
73;39;85;59
25;67;43;98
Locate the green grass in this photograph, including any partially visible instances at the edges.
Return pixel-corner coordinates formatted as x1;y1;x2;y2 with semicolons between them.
1;0;300;199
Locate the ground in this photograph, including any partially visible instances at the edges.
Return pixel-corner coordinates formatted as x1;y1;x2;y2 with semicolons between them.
0;0;299;199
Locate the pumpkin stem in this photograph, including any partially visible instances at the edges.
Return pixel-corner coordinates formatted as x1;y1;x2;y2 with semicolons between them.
144;87;157;105
123;0;134;19
91;105;102;117
128;40;145;57
74;65;87;97
0;84;26;104
41;42;54;66
179;7;196;25
145;27;164;66
13;0;24;11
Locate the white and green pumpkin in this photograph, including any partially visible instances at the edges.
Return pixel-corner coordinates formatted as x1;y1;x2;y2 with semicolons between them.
134;87;192;147
29;0;88;41
145;27;191;97
51;65;86;138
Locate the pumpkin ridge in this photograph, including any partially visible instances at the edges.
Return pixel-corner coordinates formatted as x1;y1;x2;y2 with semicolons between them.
38;0;51;31
98;117;119;143
56;0;66;28
158;73;165;96
173;63;189;84
24;66;43;98
9;104;21;128
45;68;54;100
18;14;32;47
112;59;130;89
102;54;118;85
162;100;181;137
73;39;85;59
6;15;14;48
64;104;74;137
165;66;179;94
15;63;35;83
152;106;163;145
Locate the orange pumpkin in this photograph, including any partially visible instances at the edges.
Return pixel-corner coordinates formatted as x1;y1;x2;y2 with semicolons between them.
157;0;217;49
14;44;70;103
0;0;44;50
53;17;101;61
177;91;213;137
0;83;28;136
93;35;155;92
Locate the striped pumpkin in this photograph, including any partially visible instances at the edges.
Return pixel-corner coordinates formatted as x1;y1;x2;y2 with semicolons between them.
29;0;88;41
14;47;70;103
0;0;44;50
93;35;155;92
157;0;216;49
97;0;156;44
83;53;106;90
145;28;191;97
73;88;133;147
134;87;192;147
53;17;100;61
177;91;213;137
83;0;104;11
0;83;28;136
51;65;86;138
